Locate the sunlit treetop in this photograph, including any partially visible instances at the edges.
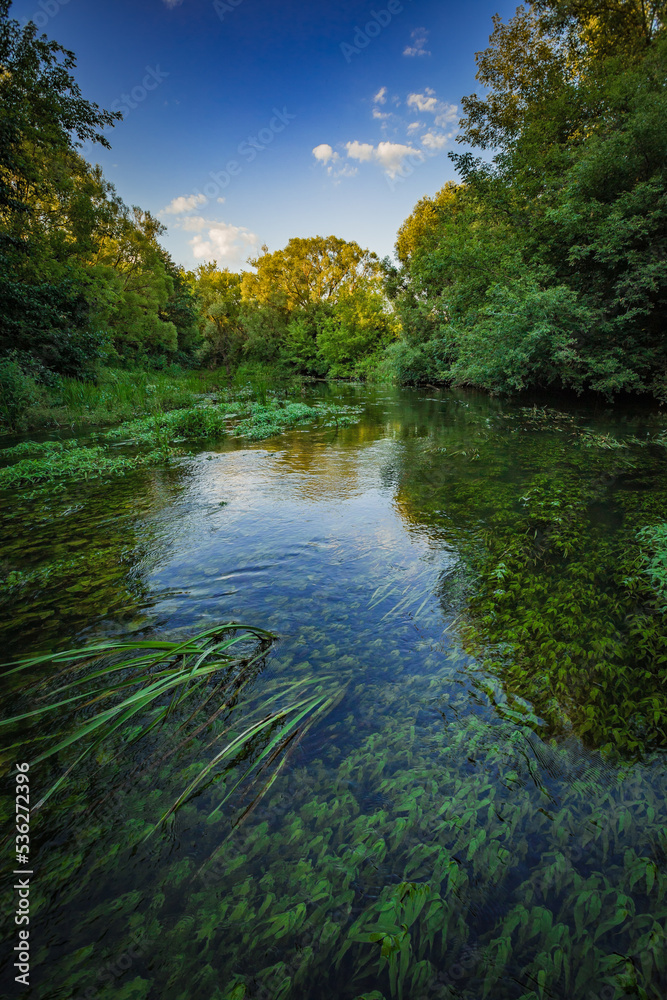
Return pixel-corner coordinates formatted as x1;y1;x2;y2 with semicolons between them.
242;236;381;310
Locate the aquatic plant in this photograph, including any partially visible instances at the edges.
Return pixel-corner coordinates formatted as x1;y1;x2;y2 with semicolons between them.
0;446;156;489
0;624;340;831
3;387;667;1000
0;399;364;489
231;401;322;441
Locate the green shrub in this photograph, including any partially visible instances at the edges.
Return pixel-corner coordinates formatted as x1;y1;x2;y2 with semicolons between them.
385;338;452;386
0;358;39;429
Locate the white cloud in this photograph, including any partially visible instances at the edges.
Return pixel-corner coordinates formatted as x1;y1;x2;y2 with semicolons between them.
217;196;226;204
321;150;358;181
404;28;431;57
372;108;390;120
179;215;208;232
407;89;457;127
373;86;387;105
312;143;335;164
344;139;422;178
333;163;358;180
407;88;438;114
421;131;449;151
407;120;423;134
374;141;423;177
162;0;184;7
161;193;207;215
345;141;375;163
190;222;258;266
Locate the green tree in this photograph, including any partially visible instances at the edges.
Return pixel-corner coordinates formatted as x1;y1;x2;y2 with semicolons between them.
240;236;389;376
242;237;380;309
188;263;244;371
391;1;667;397
0;2;120;378
316;281;399;375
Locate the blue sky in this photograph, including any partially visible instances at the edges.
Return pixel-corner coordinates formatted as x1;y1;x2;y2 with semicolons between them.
11;0;516;270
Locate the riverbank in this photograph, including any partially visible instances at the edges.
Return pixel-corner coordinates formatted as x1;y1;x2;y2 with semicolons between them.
1;363;308;435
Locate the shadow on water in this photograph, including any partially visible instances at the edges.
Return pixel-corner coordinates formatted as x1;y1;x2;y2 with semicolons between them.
1;384;666;1000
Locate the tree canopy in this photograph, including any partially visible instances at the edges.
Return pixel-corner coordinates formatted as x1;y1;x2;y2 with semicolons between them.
388;0;667;396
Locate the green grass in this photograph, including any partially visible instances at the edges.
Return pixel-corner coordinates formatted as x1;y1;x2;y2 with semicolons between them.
15;366;227;432
1;624;340;839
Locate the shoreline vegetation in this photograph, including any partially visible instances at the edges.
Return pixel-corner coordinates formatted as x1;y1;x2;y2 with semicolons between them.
0;370;362;489
2;4;667;438
2;4;667;996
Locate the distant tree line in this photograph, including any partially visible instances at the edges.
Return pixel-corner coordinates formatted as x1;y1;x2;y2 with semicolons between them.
2;0;666;402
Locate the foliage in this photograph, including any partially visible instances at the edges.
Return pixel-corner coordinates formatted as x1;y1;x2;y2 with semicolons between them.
242;237;380;310
387;2;667;397
233;238;397;378
231;401;322;441
316;284;399;375
0;355;39;428
0;624;306;820
638;522;667;602
2;386;667;999
0;4;197;381
187;263;244;371
0;0;118;227
3;366;225;432
0;390;363;486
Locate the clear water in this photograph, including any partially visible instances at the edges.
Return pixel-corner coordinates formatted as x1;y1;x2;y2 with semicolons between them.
1;385;665;1000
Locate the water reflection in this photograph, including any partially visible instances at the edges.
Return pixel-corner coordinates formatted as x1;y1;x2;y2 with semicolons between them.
1;385;666;1000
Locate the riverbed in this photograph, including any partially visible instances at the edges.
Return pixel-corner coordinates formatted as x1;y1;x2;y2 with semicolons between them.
1;384;665;1000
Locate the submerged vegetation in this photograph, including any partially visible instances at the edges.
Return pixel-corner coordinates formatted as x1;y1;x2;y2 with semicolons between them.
3;388;667;1000
0;394;362;488
2;2;667;999
0;624;340;839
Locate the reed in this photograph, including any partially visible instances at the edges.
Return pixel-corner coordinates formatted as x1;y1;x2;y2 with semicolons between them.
1;624;339;833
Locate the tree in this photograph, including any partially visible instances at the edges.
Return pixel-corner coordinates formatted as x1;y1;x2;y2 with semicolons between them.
388;1;667;397
0;1;120;377
316;281;399;374
0;1;119;241
188;263;244;371
242;236;380;310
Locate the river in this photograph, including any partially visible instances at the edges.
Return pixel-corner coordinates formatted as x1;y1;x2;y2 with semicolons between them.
1;384;665;1000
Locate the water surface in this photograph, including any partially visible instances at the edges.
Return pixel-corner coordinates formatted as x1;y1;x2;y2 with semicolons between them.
1;385;666;1000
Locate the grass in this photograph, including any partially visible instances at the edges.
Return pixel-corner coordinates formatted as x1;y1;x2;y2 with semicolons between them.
12;366;226;433
9;363;311;434
0;624;341;840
